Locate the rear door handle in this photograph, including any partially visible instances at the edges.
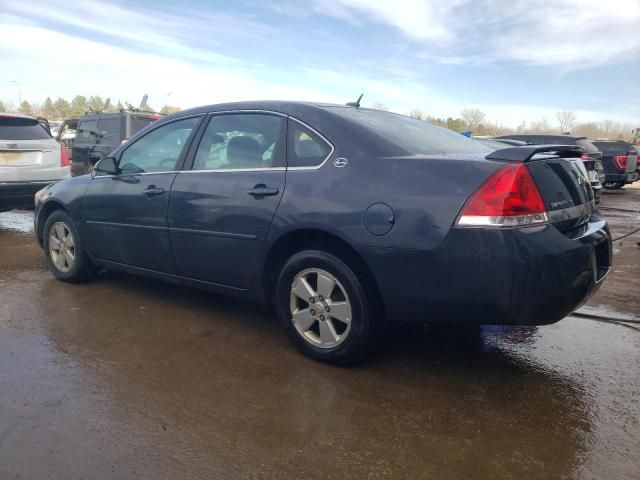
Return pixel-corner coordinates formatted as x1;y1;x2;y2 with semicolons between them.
248;184;280;198
143;186;165;197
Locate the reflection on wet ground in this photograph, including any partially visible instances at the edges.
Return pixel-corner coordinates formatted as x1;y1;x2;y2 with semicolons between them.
1;207;639;479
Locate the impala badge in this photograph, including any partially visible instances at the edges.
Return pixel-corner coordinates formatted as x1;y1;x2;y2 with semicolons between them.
333;157;349;168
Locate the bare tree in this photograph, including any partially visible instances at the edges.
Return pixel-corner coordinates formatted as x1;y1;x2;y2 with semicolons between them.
460;108;486;131
409;109;425;120
556;110;576;133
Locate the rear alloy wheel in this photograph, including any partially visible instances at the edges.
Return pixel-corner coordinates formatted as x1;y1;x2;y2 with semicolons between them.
276;250;379;365
290;268;352;348
43;210;94;283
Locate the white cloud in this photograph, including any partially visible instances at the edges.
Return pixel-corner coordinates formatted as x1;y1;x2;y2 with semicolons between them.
294;0;640;69
1;1;637;127
0;23;341;109
312;0;461;42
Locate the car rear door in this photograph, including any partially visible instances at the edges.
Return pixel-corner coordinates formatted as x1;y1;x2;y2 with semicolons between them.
82;116;202;273
168;112;286;288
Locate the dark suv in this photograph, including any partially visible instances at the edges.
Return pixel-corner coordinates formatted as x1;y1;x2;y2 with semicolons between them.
591;141;639;189
496;134;605;202
71;111;161;176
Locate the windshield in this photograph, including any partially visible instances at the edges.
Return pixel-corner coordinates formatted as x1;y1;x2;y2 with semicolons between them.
327;108;491;155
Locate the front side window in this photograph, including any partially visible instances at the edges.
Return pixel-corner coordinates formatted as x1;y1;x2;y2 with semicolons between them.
192;113;284;170
118;117;199;174
288;122;332;168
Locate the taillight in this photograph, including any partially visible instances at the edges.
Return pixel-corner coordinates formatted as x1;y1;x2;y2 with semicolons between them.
457;163;548;227
60;143;70;167
612;155;628;170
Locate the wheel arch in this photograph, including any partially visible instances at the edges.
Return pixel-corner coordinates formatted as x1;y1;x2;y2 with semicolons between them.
261;228;385;314
36;200;69;246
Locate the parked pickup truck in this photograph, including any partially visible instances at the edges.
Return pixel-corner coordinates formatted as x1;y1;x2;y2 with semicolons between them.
591;140;638;190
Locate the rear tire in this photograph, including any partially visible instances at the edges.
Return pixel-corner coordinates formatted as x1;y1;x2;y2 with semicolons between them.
275;250;380;366
603;182;625;190
43;210;94;283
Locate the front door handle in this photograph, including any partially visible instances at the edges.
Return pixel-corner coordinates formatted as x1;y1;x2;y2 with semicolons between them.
248;184;280;198
143;186;165;197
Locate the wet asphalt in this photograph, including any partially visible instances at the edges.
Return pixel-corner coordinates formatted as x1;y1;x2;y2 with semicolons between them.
1;190;639;479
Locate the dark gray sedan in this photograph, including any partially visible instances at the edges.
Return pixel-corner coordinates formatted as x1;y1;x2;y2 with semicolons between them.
33;101;611;364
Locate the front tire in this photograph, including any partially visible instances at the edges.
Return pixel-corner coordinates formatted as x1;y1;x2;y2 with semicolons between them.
275;250;380;365
43;210;94;283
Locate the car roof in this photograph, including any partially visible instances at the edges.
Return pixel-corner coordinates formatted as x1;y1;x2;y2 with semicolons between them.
79;111;161;121
174;100;352;118
0;112;39;120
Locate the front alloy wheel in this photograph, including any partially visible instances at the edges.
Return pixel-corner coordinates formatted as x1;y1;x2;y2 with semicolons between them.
48;222;76;272
43;210;94;283
290;268;352;348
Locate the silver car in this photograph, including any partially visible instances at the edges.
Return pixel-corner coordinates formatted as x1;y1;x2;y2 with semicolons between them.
0;113;70;211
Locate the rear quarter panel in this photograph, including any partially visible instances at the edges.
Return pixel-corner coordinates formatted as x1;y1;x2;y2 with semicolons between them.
270;152;501;251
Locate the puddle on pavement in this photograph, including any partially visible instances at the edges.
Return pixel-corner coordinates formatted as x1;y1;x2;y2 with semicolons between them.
0;210;34;234
1;203;639;479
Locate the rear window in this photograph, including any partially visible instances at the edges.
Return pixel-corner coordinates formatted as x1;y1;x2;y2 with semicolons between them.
0;116;50;140
592;141;633;154
329;108;490;155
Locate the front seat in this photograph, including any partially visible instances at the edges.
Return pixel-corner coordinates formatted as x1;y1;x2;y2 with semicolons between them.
227;136;262;169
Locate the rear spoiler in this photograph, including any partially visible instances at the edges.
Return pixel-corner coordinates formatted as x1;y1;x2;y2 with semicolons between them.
486;144;584;162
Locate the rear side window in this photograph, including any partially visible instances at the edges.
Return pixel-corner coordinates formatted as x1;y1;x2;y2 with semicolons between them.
288;122;332;167
75;119;98;145
96;117;120;145
0;116;50;140
193;113;284;170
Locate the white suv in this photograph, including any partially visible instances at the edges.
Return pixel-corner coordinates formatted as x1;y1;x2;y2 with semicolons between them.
0;113;71;211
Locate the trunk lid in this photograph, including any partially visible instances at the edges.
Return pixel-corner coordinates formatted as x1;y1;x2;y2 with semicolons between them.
0;139;58;167
485;145;594;232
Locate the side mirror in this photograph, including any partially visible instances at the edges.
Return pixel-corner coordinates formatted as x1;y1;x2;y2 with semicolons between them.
93;157;118;176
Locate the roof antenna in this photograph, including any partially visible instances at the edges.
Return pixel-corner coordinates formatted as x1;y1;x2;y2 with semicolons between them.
346;93;363;108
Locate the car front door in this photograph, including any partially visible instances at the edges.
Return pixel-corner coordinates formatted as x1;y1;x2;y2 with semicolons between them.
168;112;286;288
82;116;201;273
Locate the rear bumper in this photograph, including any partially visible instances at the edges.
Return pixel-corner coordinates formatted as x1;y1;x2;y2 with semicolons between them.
0;181;53;211
360;214;611;326
605;172;638;184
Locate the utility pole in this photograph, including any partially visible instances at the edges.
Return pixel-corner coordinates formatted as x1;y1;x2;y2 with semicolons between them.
11;80;22;105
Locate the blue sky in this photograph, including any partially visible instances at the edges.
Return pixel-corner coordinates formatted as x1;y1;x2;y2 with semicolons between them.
1;0;639;127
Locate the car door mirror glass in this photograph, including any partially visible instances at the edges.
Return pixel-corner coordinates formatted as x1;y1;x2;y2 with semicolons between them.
93;157;118;176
